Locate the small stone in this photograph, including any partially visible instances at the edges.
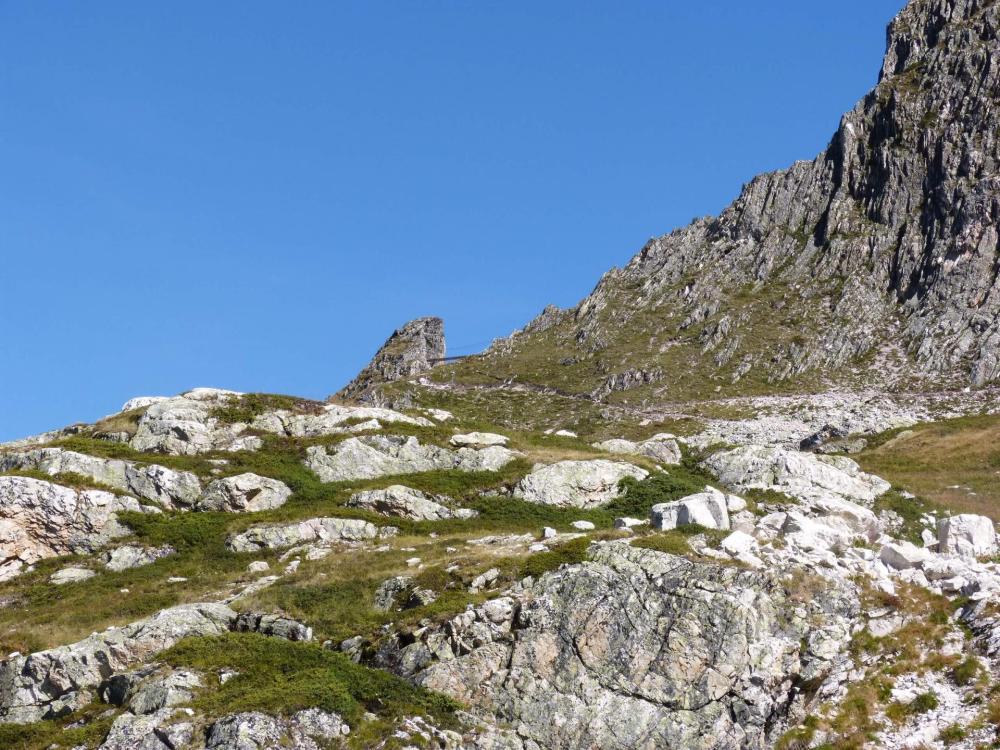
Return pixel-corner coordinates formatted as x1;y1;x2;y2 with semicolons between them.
247;561;270;573
571;520;596;531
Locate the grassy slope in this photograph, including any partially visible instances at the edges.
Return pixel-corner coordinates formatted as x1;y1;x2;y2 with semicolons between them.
857;414;1000;520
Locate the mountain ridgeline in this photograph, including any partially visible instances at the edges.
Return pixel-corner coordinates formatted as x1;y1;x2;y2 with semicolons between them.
408;0;1000;408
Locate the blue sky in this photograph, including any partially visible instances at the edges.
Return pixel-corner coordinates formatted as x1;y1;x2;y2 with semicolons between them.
0;1;905;440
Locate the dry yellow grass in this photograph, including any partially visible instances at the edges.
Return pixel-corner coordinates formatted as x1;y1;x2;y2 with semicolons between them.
857;414;1000;519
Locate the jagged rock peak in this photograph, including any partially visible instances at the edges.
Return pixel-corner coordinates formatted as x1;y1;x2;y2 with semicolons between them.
335;317;445;403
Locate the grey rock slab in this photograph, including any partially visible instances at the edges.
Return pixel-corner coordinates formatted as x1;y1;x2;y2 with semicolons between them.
197;473;292;513
305;435;518;482
226;517;396;553
515;459;647;509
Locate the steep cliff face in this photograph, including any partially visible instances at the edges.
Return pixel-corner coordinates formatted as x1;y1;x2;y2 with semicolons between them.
335;317;446;404
434;0;999;403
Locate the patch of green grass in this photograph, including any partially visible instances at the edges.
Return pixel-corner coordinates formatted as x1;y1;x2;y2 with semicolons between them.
951;655;981;686
938;723;966;745
162;632;459;745
212;393;324;425
632;525;728;556
911;691;939;714
0;708;116;750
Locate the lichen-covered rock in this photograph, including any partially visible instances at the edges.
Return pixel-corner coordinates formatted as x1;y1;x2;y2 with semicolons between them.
704;446;889;506
100;665;203;715
0;603;236;724
305;435;518;482
374;541;858;749
515;460;648;509
226;517;396;553
0;476;152;581
197;473;292;513
0;448;202;510
346;485;477;521
103;544;176;572
205;709;349;749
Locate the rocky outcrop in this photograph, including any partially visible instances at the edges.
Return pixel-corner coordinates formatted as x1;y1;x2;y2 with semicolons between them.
0;448;203;510
197;473;292;513
0;476;153;581
346;485;477;521
130;388;259;455
336;317;446;403
704;446;890;506
515;459;647;508
305;435;518;482
374;541;858;749
226;517;396;553
0;603;236;724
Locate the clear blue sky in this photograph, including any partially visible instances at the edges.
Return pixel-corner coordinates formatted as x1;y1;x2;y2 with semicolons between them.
0;1;905;441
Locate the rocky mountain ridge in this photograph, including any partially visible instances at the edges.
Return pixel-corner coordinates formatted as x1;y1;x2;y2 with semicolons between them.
406;0;1000;411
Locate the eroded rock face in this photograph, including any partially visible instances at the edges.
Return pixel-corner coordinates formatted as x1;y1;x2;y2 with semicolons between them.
0;476;150;581
515;460;648;509
375;542;858;749
226;517;396;553
0;448;203;510
346;485;477;521
305;435;518;482
335;316;446;404
198;473;292;513
0;603;236;724
704;446;890;506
